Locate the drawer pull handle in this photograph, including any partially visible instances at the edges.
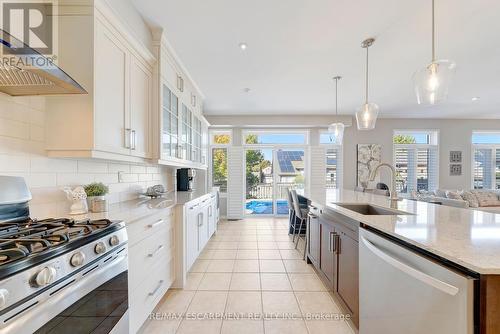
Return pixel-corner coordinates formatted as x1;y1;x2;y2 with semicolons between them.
148;280;164;296
148;245;164;258
189;204;200;210
148;219;164;228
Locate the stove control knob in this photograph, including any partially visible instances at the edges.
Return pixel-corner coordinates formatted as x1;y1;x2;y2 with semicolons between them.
0;289;9;308
109;235;119;247
70;252;86;267
95;242;107;254
34;267;57;287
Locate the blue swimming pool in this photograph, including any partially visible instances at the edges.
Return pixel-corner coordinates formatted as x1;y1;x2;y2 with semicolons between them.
246;200;289;215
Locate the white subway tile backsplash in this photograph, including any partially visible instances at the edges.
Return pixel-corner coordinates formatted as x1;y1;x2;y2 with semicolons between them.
57;173;95;186
78;160;108;173
0;118;30;140
108;163;130;173
94;173;119;184
0;154;30;172
119;173;139;183
146;166;159;174
130;165;147;174
138;173;152;182
31;156;78;173
0;91;172;217
27;173;57;188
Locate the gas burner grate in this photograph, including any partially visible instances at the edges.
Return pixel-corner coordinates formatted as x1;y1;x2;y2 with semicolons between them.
0;218;119;266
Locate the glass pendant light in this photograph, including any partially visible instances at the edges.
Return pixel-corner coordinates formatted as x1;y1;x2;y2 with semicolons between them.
414;0;456;105
328;76;345;145
356;38;379;130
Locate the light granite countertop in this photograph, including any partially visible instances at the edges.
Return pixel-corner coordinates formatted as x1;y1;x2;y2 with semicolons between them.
311;189;500;275
37;189;215;224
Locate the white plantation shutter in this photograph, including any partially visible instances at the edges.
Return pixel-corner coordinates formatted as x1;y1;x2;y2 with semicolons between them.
227;147;244;219
428;147;439;191
395;146;438;193
474;149;493;189
309;146;327;203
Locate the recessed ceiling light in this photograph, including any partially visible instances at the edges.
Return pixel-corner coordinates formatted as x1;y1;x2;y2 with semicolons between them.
238;42;248;50
471;97;480;101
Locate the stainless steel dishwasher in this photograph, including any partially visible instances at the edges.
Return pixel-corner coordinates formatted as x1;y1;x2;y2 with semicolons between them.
359;228;476;334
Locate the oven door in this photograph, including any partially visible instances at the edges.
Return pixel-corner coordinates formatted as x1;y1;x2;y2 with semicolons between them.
2;247;129;334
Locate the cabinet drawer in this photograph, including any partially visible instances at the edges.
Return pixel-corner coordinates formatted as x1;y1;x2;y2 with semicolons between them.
129;257;173;333
129;225;173;289
127;210;173;246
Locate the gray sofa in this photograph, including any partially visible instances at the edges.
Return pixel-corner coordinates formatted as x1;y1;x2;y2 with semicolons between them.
413;189;500;213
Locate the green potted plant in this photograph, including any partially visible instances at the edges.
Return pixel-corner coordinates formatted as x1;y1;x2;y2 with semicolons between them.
84;182;109;213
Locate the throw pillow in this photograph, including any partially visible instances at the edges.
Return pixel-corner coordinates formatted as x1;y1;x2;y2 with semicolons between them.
446;191;463;200
472;191;500;207
434;189;447;198
461;191;479;208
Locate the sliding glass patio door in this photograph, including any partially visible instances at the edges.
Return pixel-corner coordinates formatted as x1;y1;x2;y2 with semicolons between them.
245;148;305;216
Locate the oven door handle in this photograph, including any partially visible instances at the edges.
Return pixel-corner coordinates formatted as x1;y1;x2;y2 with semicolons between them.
148;280;164;296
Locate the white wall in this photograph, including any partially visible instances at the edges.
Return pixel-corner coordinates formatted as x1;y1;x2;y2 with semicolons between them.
104;0;153;51
0;94;173;219
207;116;500;193
341;119;500;191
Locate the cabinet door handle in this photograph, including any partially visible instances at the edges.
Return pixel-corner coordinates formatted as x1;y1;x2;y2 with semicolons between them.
148;244;164;258
198;212;203;226
125;128;132;149
131;130;137;150
335;235;341;254
148;219;164;228
148;280;164;296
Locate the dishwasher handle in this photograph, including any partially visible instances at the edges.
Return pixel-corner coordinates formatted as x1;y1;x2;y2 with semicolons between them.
360;236;460;296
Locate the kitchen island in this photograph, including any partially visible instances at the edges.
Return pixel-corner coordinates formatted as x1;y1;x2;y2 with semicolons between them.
304;189;500;334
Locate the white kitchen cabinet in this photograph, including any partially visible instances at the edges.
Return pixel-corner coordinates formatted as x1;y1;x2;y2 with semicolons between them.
127;208;175;333
130;56;153;158
46;1;155;163
152;30;209;169
173;191;219;288
94;21;129;156
185;202;200;270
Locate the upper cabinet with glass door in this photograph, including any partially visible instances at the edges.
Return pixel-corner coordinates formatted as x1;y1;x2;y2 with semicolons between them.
154;31;208;169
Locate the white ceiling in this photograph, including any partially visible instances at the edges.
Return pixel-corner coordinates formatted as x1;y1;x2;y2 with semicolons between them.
132;0;500;118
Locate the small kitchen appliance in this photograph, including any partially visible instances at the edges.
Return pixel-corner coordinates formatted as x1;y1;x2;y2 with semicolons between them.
177;168;196;191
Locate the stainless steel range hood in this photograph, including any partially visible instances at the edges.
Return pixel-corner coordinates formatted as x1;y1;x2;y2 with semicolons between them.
0;29;87;96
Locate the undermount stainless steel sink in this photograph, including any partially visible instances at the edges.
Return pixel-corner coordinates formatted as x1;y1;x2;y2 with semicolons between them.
334;203;414;216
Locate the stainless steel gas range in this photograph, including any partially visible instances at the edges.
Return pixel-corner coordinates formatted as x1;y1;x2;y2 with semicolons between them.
0;176;129;334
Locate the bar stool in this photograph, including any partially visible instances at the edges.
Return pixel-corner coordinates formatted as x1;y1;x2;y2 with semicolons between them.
286;188;297;236
291;190;308;254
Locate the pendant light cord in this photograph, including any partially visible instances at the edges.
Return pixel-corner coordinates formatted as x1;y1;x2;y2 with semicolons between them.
335;77;338;115
432;0;436;61
365;46;369;104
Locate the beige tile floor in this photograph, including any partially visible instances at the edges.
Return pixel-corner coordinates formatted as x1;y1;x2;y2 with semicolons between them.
139;218;354;334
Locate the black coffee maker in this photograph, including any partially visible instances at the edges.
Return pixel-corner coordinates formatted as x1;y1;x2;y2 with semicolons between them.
177;168;196;191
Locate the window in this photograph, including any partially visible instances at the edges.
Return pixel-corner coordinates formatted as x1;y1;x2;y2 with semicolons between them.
210;130;232;145
393;131;439;193
211;148;228;192
243;131;307;145
319;131;342;190
320;132;341;145
209;130;231;193
326;148;341;189
472;132;500;189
